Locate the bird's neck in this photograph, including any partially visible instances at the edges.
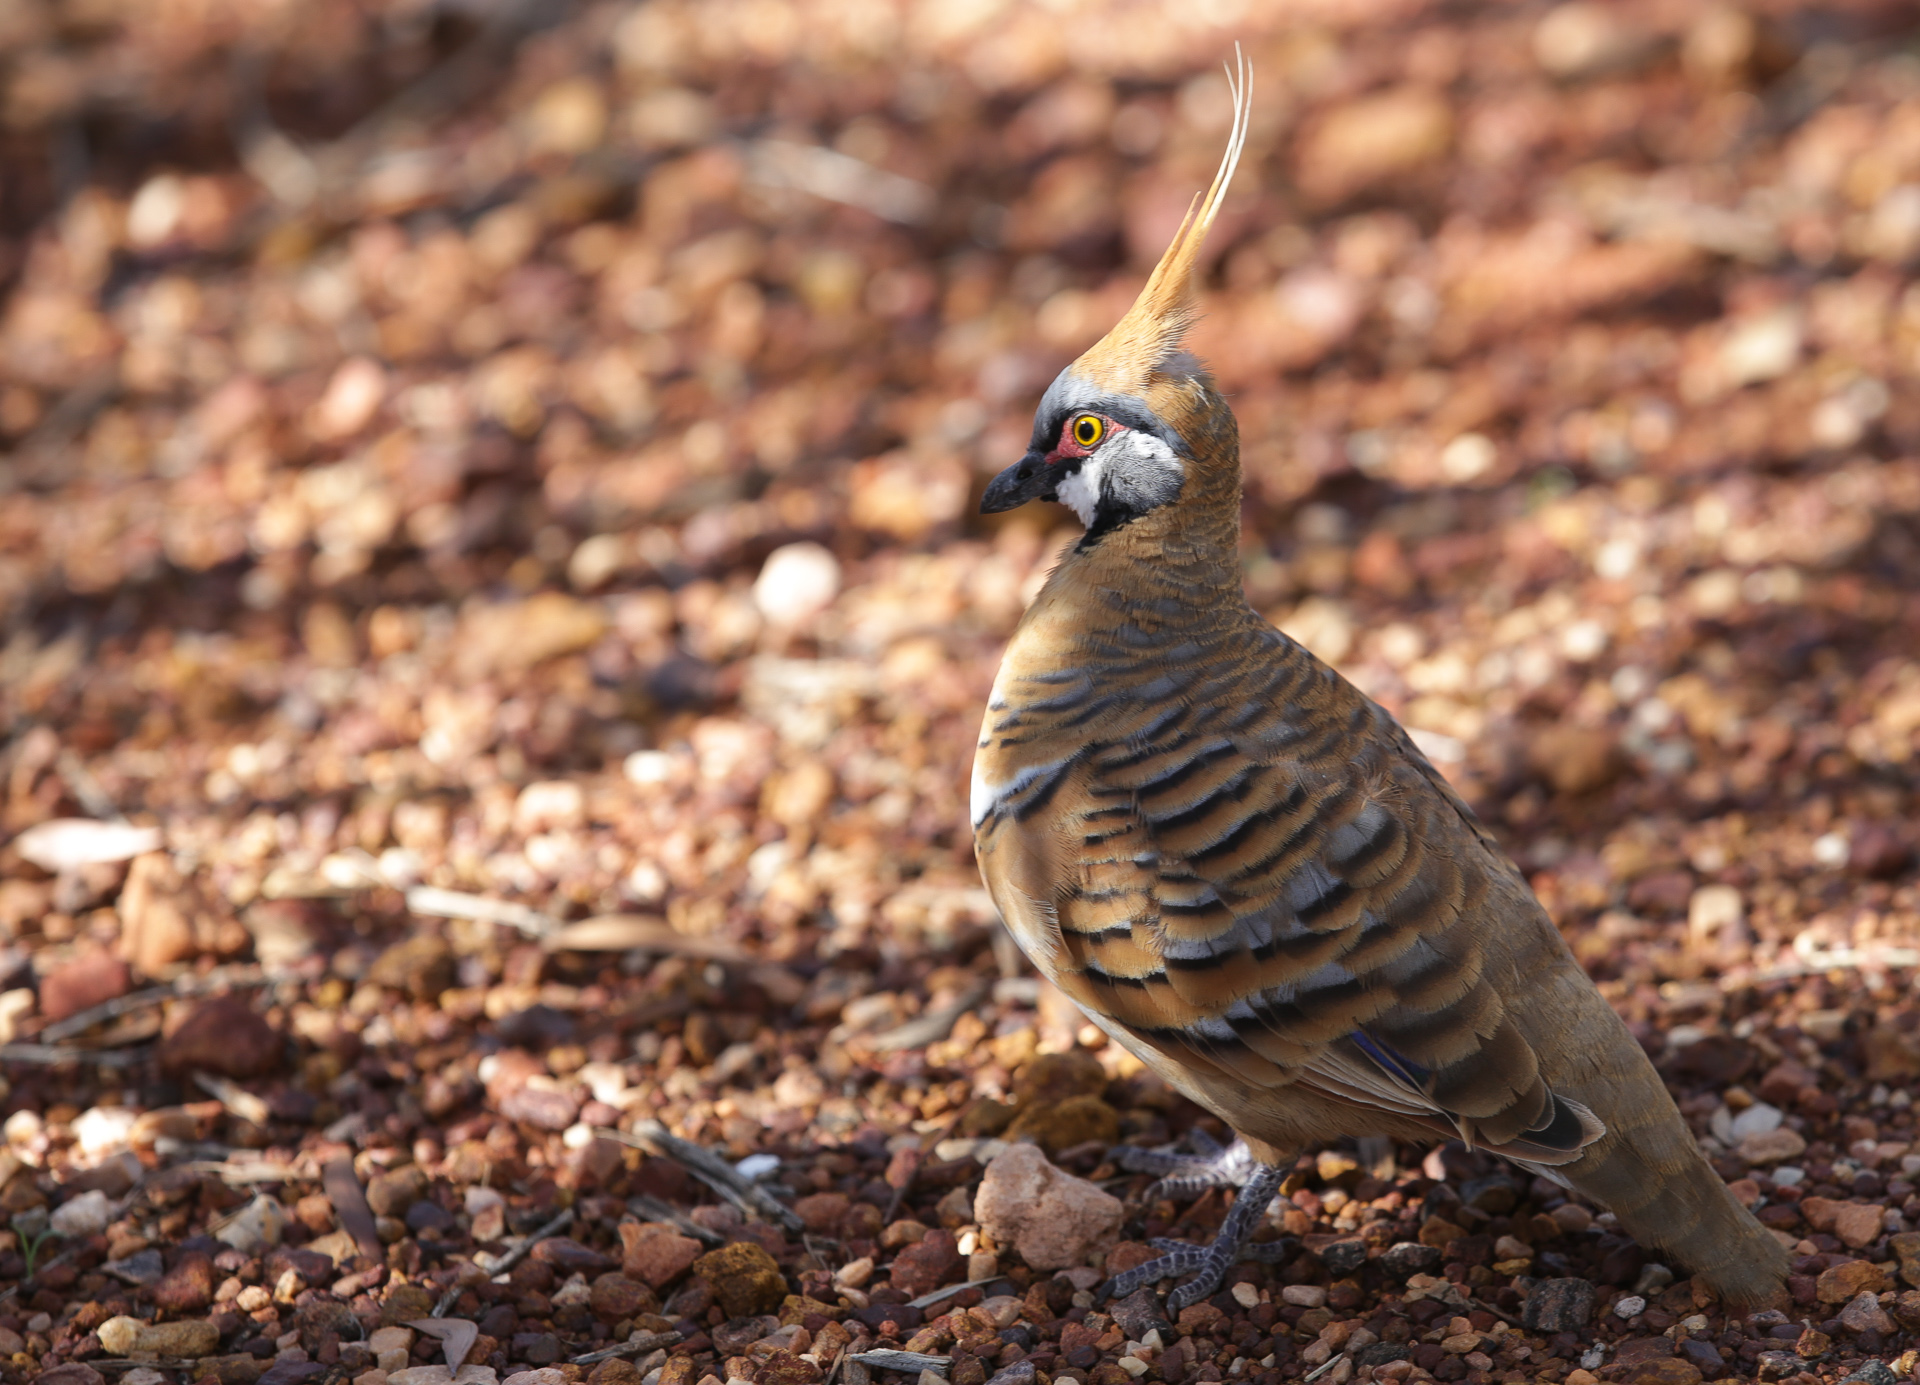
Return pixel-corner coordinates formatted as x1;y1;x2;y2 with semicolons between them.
1022;460;1255;651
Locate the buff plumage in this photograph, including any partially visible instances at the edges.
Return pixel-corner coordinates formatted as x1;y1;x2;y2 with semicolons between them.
970;50;1786;1311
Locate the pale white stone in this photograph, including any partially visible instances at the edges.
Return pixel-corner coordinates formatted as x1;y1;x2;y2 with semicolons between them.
973;1143;1122;1271
753;542;841;625
1729;1103;1783;1140
1720;309;1802;388
1811;831;1849;868
388;1368;496;1385
14;819;161;871
49;1189;113;1237
72;1106;137;1157
1687;884;1744;944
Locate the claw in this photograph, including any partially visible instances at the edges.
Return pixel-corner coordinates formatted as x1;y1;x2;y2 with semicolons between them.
1096;1161;1290;1307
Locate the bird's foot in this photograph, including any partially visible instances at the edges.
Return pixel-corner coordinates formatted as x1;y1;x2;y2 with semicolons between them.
1097;1161;1290;1311
1110;1134;1266;1202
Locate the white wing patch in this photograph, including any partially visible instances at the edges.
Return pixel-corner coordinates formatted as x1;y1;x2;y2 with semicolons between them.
969;759;999;826
971;753;1077;827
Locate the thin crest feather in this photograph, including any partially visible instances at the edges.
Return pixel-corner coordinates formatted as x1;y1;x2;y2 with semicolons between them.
1073;45;1252;393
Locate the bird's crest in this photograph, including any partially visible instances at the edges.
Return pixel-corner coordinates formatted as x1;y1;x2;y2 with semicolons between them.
1072;46;1252;396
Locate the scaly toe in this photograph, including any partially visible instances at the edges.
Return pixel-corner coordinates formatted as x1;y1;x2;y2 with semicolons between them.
1163;1250;1232;1313
1115;1138;1259;1200
1098;1245;1211;1300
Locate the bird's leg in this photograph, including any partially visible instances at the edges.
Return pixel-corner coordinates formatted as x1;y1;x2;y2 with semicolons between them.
1111;1133;1259;1201
1099;1159;1290;1311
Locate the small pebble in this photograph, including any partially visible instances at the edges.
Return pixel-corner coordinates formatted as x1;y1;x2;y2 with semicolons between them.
1612;1295;1646;1320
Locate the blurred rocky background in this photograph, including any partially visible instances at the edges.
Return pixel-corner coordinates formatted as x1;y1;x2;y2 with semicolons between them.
2;0;1920;1383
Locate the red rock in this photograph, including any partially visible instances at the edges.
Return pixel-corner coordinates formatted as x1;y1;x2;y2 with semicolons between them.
1893;1290;1920;1330
588;1362;644;1385
159;994;282;1078
366;935;455;1000
39;946;132;1024
589;1270;652;1320
888;1227;961;1298
1848;822;1912;878
1800;1196;1843;1231
1613;1337;1674;1367
529;1236;613;1272
1799;1197;1883;1247
364;1165;428;1217
1837;1289;1892;1334
1628;1361;1701;1385
793;1193;850;1233
620;1222;701;1288
1103;1242;1158;1277
152;1251;216;1311
1893;1231;1920;1287
1011;1051;1107;1106
1004;1094;1119;1155
498;1077;580;1130
1860;1027;1920;1081
693;1242;786;1317
118;852;211;975
755;1350;822;1385
1175;1303;1225;1334
1815;1258;1891;1304
1527;725;1623;796
1829;1201;1886;1249
1756;1060;1816;1106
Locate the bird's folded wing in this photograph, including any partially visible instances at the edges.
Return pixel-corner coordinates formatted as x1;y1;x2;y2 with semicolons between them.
1008;672;1607;1165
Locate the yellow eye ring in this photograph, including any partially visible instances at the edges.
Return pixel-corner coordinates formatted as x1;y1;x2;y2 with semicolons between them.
1072;415;1104;447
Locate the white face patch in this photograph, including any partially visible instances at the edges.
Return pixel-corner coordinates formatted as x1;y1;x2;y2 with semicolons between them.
1056;458;1103;526
1057;428;1184;528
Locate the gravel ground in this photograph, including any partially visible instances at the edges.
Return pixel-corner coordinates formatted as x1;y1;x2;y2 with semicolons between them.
1;2;1919;1385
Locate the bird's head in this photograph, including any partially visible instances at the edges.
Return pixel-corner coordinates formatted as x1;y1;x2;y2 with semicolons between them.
982;49;1252;539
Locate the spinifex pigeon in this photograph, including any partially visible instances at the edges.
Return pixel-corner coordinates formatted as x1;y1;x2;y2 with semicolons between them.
970;51;1786;1313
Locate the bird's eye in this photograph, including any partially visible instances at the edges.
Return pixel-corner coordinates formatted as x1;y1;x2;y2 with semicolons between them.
1072;415;1104;447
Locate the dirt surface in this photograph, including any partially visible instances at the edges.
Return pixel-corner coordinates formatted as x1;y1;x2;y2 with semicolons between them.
2;1;1920;1384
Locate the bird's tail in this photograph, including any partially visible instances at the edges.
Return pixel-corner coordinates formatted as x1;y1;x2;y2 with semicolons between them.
1559;1055;1789;1308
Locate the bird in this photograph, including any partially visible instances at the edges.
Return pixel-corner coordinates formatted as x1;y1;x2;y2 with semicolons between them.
968;51;1787;1313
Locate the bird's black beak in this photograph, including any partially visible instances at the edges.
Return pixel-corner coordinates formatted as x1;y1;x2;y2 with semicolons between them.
981;452;1056;514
